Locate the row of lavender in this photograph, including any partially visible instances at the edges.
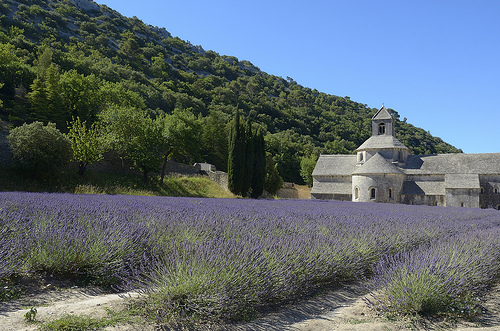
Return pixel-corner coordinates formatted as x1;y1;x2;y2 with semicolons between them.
1;192;500;321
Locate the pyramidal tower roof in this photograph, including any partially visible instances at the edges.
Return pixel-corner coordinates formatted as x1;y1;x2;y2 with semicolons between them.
372;105;392;120
352;153;404;175
356;135;411;151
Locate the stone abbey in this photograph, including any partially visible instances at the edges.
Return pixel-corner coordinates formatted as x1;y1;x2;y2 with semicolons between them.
311;106;500;209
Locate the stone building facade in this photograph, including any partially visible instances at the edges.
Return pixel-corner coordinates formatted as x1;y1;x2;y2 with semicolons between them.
311;106;500;209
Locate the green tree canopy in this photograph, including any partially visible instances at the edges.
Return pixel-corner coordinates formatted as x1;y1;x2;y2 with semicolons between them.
7;121;71;179
67;116;106;176
300;154;319;187
156;109;203;180
100;106;165;182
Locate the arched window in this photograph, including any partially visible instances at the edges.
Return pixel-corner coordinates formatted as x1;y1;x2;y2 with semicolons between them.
378;123;386;135
354;187;359;200
495;187;499;194
370;188;376;200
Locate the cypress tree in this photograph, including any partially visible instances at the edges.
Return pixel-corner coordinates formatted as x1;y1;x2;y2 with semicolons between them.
251;128;266;198
242;119;254;196
227;109;245;195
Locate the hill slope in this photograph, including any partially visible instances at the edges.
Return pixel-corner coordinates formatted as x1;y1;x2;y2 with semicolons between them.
0;0;462;183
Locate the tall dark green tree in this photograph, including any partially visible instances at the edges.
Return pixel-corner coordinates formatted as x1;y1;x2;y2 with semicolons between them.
251;128;266;198
242;118;254;196
227;109;245;195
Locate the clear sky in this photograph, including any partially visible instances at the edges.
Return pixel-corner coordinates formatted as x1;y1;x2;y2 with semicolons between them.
95;0;500;153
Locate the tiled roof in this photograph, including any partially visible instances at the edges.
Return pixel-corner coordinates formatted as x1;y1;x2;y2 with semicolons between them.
312;155;357;176
401;181;445;195
310;182;352;194
405;153;500;175
372;105;392;120
357;135;410;151
444;174;480;189
352;153;404;175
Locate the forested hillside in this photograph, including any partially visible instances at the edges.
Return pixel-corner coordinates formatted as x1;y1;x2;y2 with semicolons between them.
0;0;461;183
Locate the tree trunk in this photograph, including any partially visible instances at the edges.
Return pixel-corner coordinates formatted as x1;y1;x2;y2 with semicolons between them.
160;154;168;182
78;161;87;176
160;149;173;182
142;166;148;182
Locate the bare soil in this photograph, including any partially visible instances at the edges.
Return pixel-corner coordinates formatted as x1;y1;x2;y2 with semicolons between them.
2;278;500;331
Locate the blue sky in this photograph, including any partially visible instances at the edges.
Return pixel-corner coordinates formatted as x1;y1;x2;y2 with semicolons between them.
95;0;500;153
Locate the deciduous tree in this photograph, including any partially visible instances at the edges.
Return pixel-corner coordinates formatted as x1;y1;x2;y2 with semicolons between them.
67;116;106;176
157;109;202;181
7;121;71;179
100;106;164;182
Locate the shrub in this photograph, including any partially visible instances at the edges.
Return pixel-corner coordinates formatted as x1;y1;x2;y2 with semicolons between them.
7;121;71;179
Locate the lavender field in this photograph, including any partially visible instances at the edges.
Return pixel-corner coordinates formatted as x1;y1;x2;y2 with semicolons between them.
1;192;500;323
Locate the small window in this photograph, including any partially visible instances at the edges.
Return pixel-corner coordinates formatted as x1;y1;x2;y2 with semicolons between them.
358;153;363;162
495;187;499;194
370;188;376;200
355;187;359;200
389;188;393;199
378;123;386;135
497;205;500;211
461;202;464;207
481;187;485;194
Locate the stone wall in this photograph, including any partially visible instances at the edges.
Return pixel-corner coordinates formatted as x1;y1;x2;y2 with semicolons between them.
311;193;350;201
163;160;202;176
446;188;480;208
205;171;228;191
401;194;444;207
276;183;299;199
262;182;311;200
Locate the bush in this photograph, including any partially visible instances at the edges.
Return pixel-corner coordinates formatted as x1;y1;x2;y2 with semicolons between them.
7;121;71;179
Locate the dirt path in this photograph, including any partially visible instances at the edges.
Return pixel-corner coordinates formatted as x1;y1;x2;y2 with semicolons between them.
0;286;139;330
2;283;500;330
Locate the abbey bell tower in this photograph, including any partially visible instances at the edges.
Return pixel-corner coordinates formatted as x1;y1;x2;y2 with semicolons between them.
371;105;394;136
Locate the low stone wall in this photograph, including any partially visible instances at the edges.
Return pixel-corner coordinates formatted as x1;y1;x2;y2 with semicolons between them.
163;160;201;177
205;170;229;191
277;186;299;199
261;183;311;200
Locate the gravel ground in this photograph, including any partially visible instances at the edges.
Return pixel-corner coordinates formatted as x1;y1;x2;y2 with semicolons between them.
2;281;500;330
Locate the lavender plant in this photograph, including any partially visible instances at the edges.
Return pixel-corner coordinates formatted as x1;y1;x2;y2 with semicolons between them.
367;228;500;317
2;192;500;321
